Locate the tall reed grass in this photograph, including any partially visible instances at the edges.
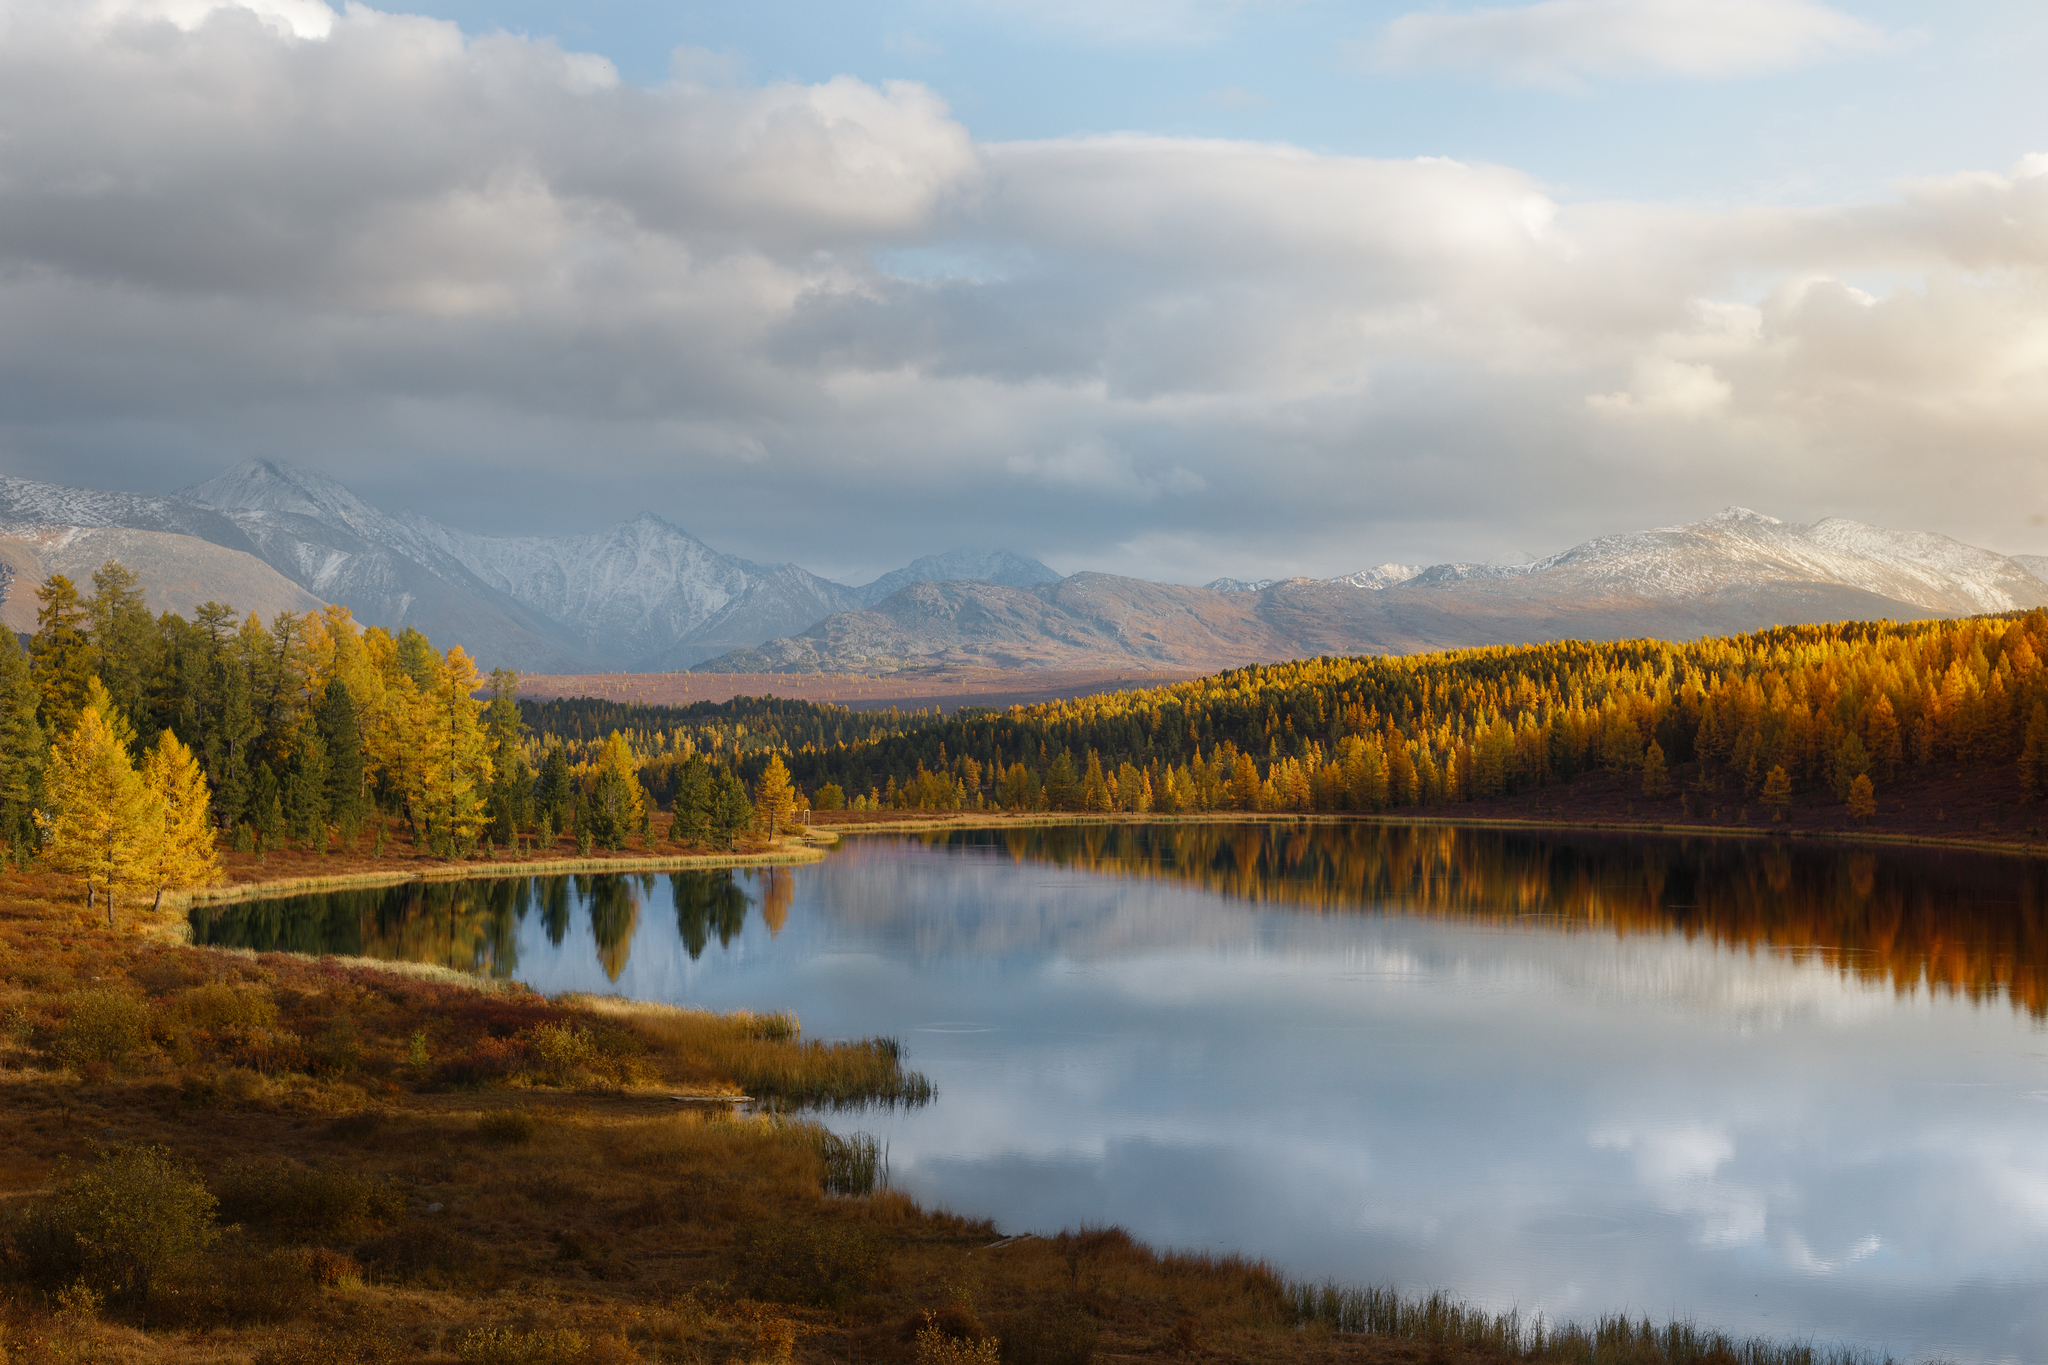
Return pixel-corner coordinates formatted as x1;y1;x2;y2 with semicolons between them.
781;1121;888;1195
576;998;936;1106
1284;1282;1898;1365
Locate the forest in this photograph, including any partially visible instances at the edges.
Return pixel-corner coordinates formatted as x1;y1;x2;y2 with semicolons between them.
0;565;796;912
521;611;2048;823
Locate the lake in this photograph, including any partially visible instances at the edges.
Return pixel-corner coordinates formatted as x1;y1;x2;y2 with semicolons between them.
191;822;2048;1363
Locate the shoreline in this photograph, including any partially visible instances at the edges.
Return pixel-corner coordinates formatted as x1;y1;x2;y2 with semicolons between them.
817;808;2048;860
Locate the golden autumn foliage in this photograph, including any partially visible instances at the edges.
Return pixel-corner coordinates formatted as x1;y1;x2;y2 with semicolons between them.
138;730;221;909
42;681;158;918
790;611;2048;816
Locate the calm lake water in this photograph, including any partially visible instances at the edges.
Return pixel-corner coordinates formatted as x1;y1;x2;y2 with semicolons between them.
192;823;2048;1363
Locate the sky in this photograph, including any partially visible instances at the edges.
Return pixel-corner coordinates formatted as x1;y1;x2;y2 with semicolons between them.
3;0;2048;585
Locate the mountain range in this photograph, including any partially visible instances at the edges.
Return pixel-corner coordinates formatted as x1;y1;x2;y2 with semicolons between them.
0;461;1058;671
2;461;2045;678
701;508;2048;674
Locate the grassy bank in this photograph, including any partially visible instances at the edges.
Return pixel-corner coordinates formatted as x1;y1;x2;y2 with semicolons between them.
0;864;1914;1365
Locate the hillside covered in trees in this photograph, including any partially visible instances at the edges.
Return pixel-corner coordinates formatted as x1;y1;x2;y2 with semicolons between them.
743;612;2048;826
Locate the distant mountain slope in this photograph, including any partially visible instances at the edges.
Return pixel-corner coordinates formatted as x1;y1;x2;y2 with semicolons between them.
853;548;1060;607
178;462;588;671
402;511;863;670
703;508;2048;675
0;527;324;633
702;575;1299;673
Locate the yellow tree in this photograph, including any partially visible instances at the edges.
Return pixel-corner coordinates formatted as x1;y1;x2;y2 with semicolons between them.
367;669;428;839
138;730;221;911
418;646;493;853
1761;764;1793;821
43;680;160;926
1847;773;1877;823
753;752;795;837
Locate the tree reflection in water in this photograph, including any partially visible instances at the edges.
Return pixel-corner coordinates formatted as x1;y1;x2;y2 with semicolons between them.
194;821;2048;1018
579;874;642;980
672;870;749;960
929;822;2048;1018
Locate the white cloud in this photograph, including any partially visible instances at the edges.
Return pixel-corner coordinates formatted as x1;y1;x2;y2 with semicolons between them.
1369;0;1886;88
3;0;2048;576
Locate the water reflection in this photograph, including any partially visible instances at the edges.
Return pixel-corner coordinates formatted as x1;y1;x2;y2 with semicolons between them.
191;825;2048;1361
194;868;793;980
924;823;2048;1018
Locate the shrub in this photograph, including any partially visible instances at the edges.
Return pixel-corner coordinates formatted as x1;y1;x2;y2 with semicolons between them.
732;1219;889;1307
53;990;149;1069
527;1022;598;1081
441;1035;528;1086
213;1160;406;1240
917;1312;1001;1365
174;981;279;1033
9;1145;220;1298
475;1109;539;1145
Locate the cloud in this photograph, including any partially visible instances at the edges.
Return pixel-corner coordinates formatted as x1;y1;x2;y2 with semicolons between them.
2;0;2048;582
1368;0;1886;88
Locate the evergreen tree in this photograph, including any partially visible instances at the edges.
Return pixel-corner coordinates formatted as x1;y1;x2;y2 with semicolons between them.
284;720;329;848
711;768;753;849
87;560;158;745
0;626;45;859
31;574;96;732
205;651;260;832
316;677;365;841
483;668;533;844
533;746;575;835
1043;752;1080;811
250;763;286;852
139;729;220;910
44;680;159;925
671;753;713;844
754;752;796;836
1847;773;1877;823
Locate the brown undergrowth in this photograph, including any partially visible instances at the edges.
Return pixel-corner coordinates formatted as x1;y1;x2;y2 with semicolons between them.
0;867;1899;1365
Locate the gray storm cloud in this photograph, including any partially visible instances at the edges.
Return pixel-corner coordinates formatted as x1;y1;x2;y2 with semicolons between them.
2;0;2047;584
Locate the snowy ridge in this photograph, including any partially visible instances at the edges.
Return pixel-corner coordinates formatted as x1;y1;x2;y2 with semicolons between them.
1330;563;1423;590
1308;507;2048;616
